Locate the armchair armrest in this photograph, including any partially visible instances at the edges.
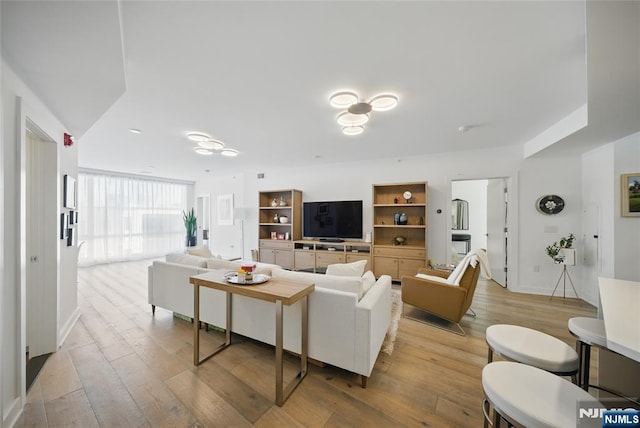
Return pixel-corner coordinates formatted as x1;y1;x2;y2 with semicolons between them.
416;268;450;279
401;275;469;323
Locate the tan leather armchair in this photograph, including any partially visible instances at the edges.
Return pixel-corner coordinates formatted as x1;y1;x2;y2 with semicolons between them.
401;261;481;335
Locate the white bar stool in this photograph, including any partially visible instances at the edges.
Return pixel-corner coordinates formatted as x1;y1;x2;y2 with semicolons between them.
486;324;579;382
568;317;607;390
482;361;603;427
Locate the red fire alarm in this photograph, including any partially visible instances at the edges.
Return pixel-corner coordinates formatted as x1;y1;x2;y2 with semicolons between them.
64;133;73;147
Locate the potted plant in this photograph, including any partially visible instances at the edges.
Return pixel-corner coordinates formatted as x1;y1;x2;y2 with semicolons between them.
183;208;197;247
545;233;575;264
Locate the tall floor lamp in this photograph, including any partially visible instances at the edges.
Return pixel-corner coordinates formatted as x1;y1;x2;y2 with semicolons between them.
550;248;579;299
234;207;246;260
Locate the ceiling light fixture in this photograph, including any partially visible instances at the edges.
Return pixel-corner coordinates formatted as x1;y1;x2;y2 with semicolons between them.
194;147;213;155
129;128;142;134
187;132;211;142
220;148;239;157
329;91;359;108
342;125;364;136
198;140;224;150
329;90;398;136
337;111;369;127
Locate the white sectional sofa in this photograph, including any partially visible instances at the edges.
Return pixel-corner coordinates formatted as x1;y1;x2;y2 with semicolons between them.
148;253;393;386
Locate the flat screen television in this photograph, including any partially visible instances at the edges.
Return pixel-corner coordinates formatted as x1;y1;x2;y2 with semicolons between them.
303;200;363;241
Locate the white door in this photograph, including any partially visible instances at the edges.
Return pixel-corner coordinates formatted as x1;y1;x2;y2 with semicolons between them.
486;178;507;287
26;126;57;358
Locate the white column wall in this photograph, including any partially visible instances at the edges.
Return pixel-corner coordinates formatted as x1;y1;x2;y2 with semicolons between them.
1;59;79;427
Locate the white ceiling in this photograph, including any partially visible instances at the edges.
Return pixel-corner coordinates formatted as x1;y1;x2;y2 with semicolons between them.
2;1;638;181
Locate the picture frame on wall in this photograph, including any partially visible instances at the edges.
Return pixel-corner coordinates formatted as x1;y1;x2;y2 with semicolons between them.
63;175;77;209
217;194;234;226
621;173;640;217
60;213;68;239
69;210;75;225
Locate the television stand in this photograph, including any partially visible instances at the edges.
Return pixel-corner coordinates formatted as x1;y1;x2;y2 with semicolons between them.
319;238;344;243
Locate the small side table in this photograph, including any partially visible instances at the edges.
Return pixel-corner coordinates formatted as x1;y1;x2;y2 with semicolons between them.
189;270;314;406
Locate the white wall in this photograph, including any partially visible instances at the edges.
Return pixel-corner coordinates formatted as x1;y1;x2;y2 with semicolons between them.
1;59;79;427
194;145;591;300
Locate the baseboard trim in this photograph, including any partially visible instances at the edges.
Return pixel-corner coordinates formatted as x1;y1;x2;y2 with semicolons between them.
3;396;22;428
58;306;81;348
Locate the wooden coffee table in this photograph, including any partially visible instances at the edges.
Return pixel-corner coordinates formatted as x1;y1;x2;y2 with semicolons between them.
189;270;314;406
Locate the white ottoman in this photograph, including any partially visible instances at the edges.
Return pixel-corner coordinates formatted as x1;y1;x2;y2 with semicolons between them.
482;361;603;428
486;324;579;380
568;317;607;390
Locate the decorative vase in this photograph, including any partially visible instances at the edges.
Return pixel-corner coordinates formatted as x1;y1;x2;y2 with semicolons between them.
279;196;287;206
186;236;197;247
271;198;278;207
399;213;408;225
394;213;400;225
273;213;279;223
279;216;289;224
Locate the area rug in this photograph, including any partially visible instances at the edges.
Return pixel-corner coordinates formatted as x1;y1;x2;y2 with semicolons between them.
381;289;403;355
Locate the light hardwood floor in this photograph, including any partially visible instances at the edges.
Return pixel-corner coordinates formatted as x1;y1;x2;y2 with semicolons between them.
17;260;597;427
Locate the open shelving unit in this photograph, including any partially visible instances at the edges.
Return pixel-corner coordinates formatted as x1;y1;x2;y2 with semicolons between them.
258;189;302;270
372;182;428;280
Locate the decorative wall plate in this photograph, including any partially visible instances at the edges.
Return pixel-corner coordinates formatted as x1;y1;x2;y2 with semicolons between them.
536;195;565;215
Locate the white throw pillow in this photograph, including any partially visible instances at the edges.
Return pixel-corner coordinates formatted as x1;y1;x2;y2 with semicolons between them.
362;271;376;295
186;246;215;258
416;273;451;284
271;269;364;299
166;252;208;268
325;259;367;277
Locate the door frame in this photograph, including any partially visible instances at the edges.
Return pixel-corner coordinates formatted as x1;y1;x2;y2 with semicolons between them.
447;173;519;290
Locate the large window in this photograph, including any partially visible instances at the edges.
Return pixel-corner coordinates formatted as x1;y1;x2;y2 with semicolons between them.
77;170;192;266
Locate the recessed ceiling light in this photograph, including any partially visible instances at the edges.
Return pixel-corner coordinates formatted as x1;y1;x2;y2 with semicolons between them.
129;128;142;134
194;147;213;155
458;125;470;133
329;91;358;108
369;94;398;111
220;148;239;157
198;140;224;150
337;112;369;127
187;132;211;142
343;125;364;136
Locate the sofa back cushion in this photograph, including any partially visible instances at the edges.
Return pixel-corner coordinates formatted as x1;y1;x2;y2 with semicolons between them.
186;246;215;258
271;269;364;299
206;258;243;272
325;259;367;277
166;252;207;268
361;271;376;294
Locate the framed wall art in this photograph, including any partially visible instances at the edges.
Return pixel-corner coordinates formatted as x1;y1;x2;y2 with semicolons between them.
63;175;77;209
217;194;234;226
621;173;640;217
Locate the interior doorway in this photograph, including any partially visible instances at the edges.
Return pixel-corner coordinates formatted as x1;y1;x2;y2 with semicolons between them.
25;120;58;389
451;178;509;288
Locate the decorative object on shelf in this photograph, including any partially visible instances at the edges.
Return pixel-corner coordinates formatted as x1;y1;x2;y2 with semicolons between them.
285;232;290;240
403;191;412;203
279;215;289;224
273;213;279;223
545;233;575;263
183;208;197;247
271;198;278;207
279;195;287;206
621;173;640;217
328;90;398;136
392;236;407;246
270;231;277;239
398;213;408;225
394;197;399;204
277;233;285;240
536;195;565;215
394;212;400;225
